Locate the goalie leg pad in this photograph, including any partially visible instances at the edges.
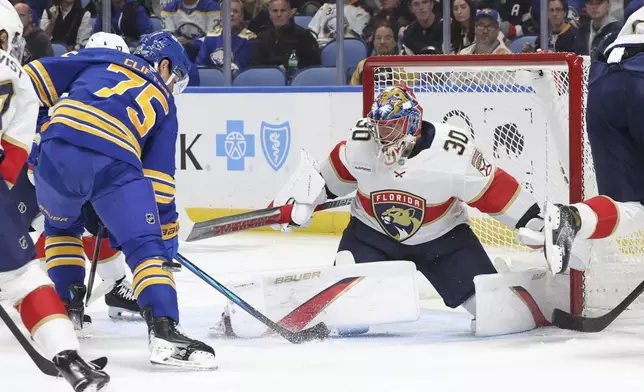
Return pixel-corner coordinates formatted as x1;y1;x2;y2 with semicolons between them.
224;261;420;338
473;268;569;336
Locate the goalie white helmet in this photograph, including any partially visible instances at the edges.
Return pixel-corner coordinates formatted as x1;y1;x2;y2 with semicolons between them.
0;0;26;61
86;32;130;53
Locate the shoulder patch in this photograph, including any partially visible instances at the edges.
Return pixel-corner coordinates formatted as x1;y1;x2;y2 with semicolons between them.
239;28;257;39
471;149;492;177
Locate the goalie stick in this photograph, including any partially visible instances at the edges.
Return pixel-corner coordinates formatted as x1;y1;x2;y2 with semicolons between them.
174;253;330;343
552;279;644;332
0;303;60;376
180;197;353;242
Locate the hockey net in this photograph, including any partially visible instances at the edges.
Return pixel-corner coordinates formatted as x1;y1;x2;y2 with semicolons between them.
362;53;644;316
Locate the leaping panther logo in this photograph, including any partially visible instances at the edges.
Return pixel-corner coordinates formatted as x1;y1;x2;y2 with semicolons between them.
371;191;426;242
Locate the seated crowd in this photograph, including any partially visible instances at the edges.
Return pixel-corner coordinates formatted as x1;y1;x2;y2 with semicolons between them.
10;0;630;85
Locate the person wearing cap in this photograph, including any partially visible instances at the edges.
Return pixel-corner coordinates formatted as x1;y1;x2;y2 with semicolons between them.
459;8;510;54
572;0;621;60
522;0;578;53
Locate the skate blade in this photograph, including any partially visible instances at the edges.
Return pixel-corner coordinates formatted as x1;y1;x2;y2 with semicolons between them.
108;307;143;321
150;357;218;371
543;204;563;274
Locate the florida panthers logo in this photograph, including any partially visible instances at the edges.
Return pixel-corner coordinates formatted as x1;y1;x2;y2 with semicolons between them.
371;191;425;242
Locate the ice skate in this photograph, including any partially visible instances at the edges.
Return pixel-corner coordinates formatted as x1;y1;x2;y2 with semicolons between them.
143;307;217;370
105;277;141;320
53;350;110;392
544;202;581;274
63;284;93;338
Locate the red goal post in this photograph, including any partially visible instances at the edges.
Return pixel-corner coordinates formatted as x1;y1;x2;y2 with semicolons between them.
362;53;588;316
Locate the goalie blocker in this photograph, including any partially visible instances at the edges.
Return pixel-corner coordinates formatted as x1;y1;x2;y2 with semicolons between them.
217;260;568;338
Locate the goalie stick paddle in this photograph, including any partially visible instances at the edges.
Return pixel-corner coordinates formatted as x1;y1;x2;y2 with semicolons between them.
552;279;644;332
181;197;353;242
174;253;330;343
0;303;60;376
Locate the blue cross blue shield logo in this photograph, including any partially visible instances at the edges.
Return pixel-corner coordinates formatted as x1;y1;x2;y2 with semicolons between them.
260;121;291;171
216;120;255;171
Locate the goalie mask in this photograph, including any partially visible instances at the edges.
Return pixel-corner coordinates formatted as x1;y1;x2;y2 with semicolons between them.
0;0;26;62
368;84;423;166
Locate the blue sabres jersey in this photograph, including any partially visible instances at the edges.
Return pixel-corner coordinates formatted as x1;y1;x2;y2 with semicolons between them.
24;49;179;231
195;26;256;70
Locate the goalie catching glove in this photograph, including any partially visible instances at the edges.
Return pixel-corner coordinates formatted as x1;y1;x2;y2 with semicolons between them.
270;149;327;233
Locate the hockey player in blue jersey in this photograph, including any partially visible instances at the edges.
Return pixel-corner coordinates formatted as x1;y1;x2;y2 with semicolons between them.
26;31;217;369
542;8;644;274
0;1;110;390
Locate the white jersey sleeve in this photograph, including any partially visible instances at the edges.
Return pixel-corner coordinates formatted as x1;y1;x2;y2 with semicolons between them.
318;119;372;197
454;135;538;229
0;50;39;186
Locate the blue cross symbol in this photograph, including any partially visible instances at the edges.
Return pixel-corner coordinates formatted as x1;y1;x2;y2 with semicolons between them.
215;120;255;171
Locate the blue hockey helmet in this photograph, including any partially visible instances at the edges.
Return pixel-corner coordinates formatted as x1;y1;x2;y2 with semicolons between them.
133;31;191;94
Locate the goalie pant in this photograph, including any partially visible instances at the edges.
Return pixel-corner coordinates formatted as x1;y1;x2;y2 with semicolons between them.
337;218;496;311
0;170;81;359
578;49;644;240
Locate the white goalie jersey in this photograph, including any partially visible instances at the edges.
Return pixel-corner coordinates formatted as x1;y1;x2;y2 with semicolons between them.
319;119;539;245
0;49;39;188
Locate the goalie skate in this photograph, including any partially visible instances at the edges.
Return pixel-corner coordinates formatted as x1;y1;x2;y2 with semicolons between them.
143;307;217;370
544;202;581;274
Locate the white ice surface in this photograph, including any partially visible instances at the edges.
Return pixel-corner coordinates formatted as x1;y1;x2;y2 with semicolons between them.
3;233;644;392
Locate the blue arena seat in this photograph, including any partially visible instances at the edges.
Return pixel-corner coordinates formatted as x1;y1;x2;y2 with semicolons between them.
321;39;368;74
294;15;313;29
510;35;537;54
198;67;224;86
291;66;338;86
233;67;286;86
150;17;163;32
51;43;68;56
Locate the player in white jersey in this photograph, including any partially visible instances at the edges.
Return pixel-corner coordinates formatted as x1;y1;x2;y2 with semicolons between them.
543;8;644;275
273;84;544;318
0;1;109;390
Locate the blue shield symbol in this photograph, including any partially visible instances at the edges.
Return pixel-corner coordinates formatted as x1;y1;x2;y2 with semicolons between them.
261;121;291;171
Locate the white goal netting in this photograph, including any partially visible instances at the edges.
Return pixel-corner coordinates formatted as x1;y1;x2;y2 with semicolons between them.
366;54;644;316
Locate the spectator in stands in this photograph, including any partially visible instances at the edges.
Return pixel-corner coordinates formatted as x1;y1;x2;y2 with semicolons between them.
402;0;443;54
92;0;154;47
162;0;220;39
162;0;220;61
351;21;398;85
522;0;577;53
40;0;92;50
15;1;53;63
361;0;410;46
478;0;536;40
308;0;370;47
27;0;50;26
195;0;256;74
250;0;320;73
572;0;620;59
450;0;475;52
460;8;511;54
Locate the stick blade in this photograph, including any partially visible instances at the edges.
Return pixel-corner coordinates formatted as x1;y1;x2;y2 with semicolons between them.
552;308;610;333
288;322;330;344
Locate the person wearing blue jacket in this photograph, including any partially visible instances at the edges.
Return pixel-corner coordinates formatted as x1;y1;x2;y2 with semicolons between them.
195;0;256;73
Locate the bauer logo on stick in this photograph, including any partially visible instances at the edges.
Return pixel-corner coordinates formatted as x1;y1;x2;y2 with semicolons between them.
371;190;425;242
260;121;291;171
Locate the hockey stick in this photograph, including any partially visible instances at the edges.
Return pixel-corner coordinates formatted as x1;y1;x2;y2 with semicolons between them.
552;280;644;332
180;197;353;242
174;253;330;343
0;303;60;376
85;222;103;306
